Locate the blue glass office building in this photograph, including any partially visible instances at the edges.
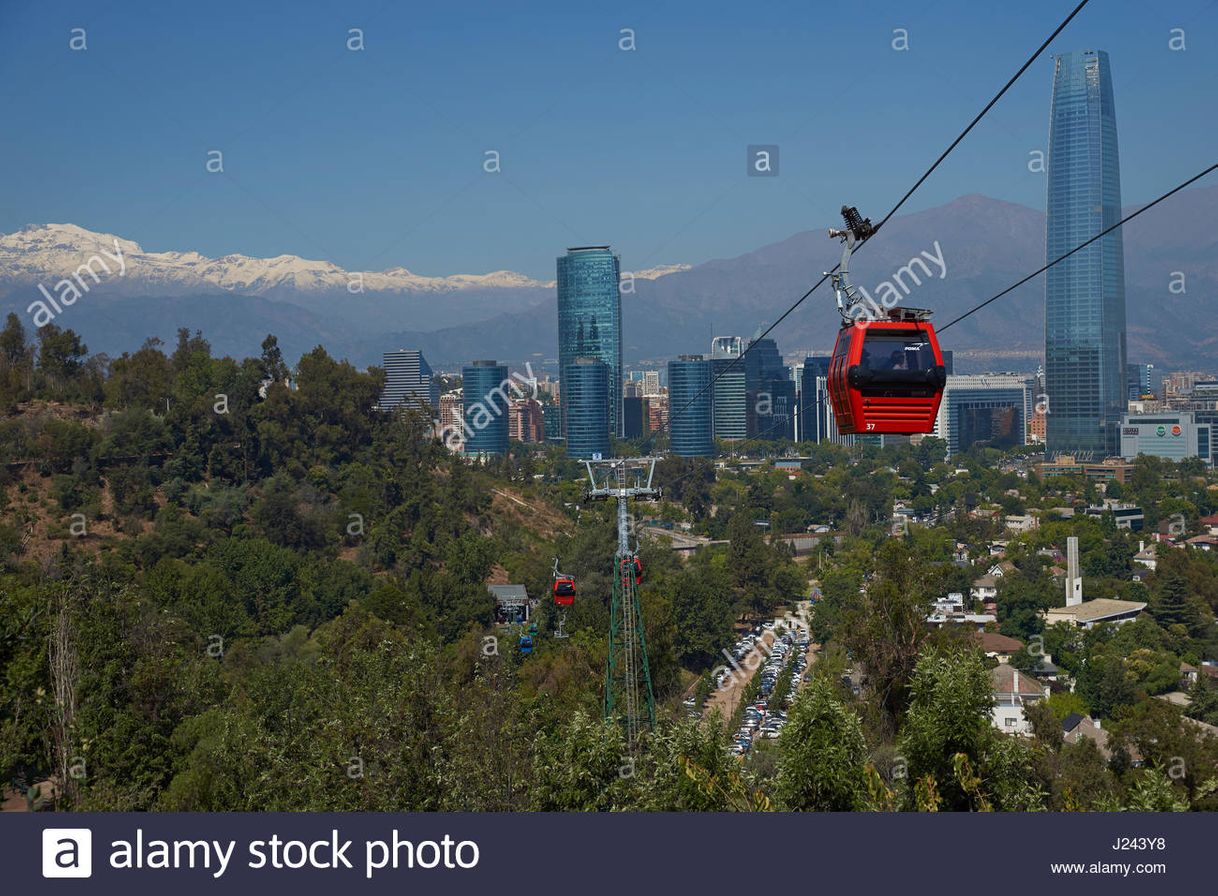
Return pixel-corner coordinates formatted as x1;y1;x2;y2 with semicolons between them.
1045;50;1127;459
462;360;509;457
800;356;833;443
745;337;790;439
563;357;610;459
667;355;714;457
557;247;622;443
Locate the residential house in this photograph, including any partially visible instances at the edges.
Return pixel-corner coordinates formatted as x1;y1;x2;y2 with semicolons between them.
990;665;1047;735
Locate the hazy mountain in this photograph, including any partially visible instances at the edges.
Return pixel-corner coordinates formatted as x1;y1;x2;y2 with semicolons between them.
379;186;1218;372
1;187;1214;370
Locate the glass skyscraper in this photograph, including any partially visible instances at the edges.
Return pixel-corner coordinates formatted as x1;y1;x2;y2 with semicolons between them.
667;355;714;457
557;247;623;443
462;360;509;457
379;349;438;414
1045;50;1127;459
800;355;833;442
563;357;610;459
709;336;747;441
745;337;790;439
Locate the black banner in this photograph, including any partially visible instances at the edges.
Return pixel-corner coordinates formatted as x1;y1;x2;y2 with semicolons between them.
4;812;1212;894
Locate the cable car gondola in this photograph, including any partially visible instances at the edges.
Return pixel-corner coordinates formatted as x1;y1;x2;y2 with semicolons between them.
518;634;534;655
552;558;576;607
825;206;947;435
553;577;575;607
632;557;643;586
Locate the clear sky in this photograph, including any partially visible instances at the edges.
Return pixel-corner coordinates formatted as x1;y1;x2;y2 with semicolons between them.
1;0;1214;279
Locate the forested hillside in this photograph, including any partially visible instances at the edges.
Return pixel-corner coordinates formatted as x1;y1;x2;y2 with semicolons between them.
3;313;1218;812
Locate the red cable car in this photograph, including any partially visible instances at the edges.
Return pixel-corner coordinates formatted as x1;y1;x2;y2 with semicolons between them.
824;205;947;435
553;577;575;607
827;307;947;434
632;557;643;586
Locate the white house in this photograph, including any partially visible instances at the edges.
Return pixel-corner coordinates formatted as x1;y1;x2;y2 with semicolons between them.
990;665;1047;736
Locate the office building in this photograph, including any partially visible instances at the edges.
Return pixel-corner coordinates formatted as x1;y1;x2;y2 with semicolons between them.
710;336;747;441
623;395;646;439
647;392;669;433
934;374;1034;456
509;397;545;443
668;355;714;457
643;370;662;396
462;360;510;457
800;355;834;443
1127;363;1155;401
1120;411;1212;466
557;247;623;439
543;403;562;441
438;390;463;452
380;349;438;414
745;336;791;439
1044;50;1128;459
564;357;611;459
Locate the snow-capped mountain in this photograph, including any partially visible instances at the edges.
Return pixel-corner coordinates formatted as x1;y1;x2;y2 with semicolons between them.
0;223;560;295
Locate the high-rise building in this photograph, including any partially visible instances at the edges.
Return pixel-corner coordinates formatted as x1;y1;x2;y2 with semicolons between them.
564;357;611;459
462;360;509;457
623;396;646;440
766;377;797;440
709;336;747;441
643;370;662;396
380;349;438;414
668;355;714;457
438;390;464;452
647;392;669;433
509;397;545;443
557;247;622;439
933;374;1034;456
800;355;834;443
744;336;789;439
1045;50;1128;459
1127;362;1155;401
543;403;562;441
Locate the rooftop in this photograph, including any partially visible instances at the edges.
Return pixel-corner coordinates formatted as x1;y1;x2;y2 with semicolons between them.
1046;598;1147;623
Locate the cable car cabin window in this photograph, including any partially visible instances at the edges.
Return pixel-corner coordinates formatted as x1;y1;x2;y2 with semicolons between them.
850;330;944;397
858;333;935;372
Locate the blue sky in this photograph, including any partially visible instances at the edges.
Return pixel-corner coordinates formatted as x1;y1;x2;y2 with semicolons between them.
1;0;1215;279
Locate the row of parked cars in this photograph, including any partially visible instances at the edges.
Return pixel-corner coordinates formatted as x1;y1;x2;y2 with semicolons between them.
729;624;811;755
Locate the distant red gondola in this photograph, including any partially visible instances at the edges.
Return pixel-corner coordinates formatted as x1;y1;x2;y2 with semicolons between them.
553;577;576;607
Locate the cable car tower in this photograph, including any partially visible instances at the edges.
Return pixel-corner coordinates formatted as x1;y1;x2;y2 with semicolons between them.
583;456;662;747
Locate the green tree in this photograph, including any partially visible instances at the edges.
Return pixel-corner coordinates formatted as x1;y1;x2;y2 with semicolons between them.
775;676;870;810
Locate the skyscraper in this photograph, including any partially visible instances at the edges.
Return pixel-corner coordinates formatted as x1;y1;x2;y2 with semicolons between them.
709;336;747;441
557;247;623;441
745;336;790;439
380;349;438;414
800;355;833;443
667;355;714;457
563;357;611;459
1045;50;1127;459
462;360;509;457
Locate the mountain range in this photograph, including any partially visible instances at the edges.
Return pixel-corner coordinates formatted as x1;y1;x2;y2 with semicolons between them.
1;186;1214;372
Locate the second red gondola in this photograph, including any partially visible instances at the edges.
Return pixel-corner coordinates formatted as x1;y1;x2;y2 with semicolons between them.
553;577;576;607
